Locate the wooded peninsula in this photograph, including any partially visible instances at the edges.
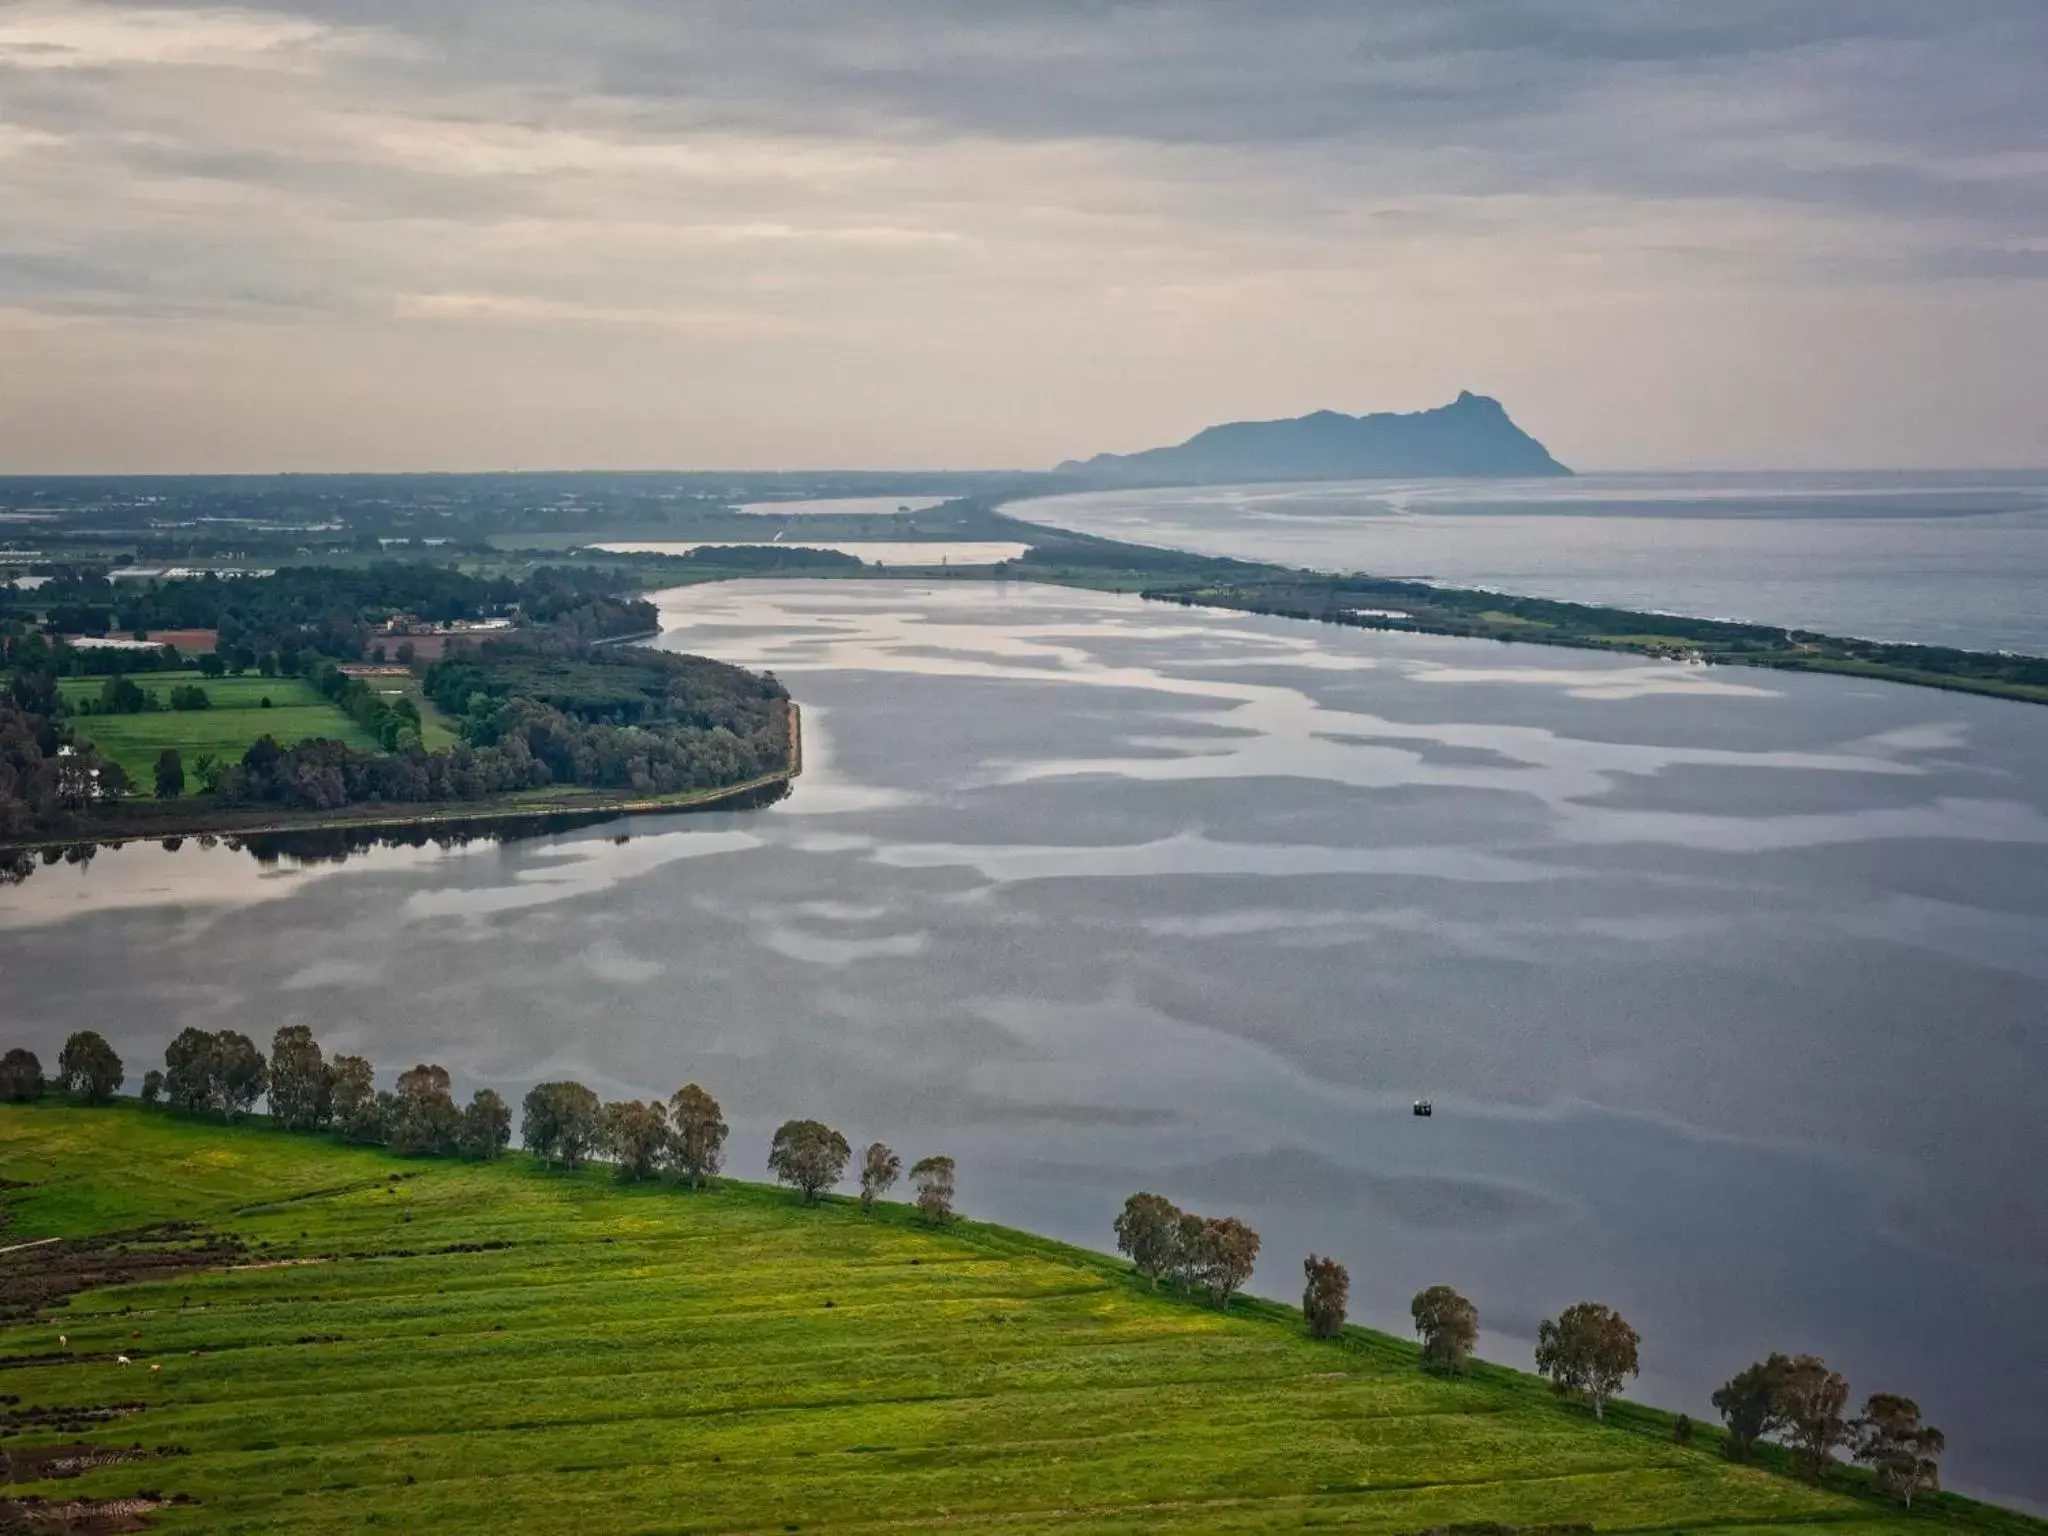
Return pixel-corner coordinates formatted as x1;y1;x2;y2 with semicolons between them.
0;563;797;851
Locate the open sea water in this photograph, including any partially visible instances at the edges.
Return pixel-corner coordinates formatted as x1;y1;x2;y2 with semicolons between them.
1012;471;2048;654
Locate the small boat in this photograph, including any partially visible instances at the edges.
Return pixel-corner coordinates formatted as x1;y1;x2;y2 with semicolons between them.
1412;1099;1433;1118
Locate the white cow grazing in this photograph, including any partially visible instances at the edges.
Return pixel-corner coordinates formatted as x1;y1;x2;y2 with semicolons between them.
116;1355;130;1365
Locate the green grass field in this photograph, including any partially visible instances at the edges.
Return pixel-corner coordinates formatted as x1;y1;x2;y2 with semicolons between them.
2;1105;2026;1535
58;677;383;795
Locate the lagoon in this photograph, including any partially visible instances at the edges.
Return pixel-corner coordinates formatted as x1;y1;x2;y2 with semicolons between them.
4;579;2045;1506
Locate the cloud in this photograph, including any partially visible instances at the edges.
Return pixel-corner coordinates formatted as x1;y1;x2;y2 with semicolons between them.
1;0;2043;469
0;2;367;71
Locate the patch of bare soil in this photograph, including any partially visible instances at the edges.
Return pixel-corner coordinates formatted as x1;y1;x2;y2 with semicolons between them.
0;1445;146;1484
0;1224;245;1325
0;1403;144;1439
0;1493;190;1534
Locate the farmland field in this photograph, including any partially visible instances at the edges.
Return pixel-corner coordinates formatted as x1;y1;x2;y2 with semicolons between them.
57;677;383;794
1;1103;2026;1535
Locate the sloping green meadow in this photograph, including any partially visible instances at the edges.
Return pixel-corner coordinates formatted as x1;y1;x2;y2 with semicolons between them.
0;1105;2018;1535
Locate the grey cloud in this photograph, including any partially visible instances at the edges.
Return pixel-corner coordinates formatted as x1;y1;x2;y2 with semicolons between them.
1;0;2043;470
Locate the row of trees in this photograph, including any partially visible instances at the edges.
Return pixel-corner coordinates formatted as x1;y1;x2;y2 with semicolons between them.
1110;1193;1940;1506
515;1091;958;1223
8;1026;957;1224
1713;1352;1946;1507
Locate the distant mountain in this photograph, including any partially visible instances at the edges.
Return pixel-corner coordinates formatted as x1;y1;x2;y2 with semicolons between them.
1055;392;1570;483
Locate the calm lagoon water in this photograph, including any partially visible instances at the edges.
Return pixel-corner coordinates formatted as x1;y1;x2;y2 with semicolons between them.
4;580;2046;1506
1013;471;2048;653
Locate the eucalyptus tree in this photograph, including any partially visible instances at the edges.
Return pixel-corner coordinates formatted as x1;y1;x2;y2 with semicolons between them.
1411;1285;1480;1374
859;1142;901;1212
909;1155;956;1224
57;1030;123;1104
767;1119;851;1204
1534;1302;1640;1419
668;1083;728;1189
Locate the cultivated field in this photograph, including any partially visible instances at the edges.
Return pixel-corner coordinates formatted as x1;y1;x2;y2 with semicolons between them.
0;1104;2026;1535
57;677;382;794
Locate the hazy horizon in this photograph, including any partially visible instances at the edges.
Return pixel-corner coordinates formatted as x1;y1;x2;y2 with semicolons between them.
3;2;2045;474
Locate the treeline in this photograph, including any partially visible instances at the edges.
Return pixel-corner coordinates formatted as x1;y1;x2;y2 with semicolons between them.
2;563;650;664
0;1028;957;1227
313;663;423;752
1110;1188;1946;1508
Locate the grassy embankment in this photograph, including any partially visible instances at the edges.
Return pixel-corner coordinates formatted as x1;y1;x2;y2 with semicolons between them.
3;1103;2036;1535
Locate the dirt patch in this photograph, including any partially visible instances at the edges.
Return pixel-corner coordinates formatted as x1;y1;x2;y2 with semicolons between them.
0;1404;144;1441
0;1445;148;1484
0;1493;188;1533
0;1224;245;1325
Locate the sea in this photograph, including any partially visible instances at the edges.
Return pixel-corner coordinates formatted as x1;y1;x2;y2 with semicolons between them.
5;481;2047;1508
1011;471;2048;654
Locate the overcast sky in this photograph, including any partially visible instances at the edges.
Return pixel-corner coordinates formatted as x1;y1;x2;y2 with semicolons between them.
2;1;2044;472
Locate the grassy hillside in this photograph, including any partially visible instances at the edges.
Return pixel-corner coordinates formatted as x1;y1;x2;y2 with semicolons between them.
0;1104;2026;1535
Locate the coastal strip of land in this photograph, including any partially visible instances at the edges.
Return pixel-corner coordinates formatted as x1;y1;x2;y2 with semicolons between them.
590;496;2048;707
